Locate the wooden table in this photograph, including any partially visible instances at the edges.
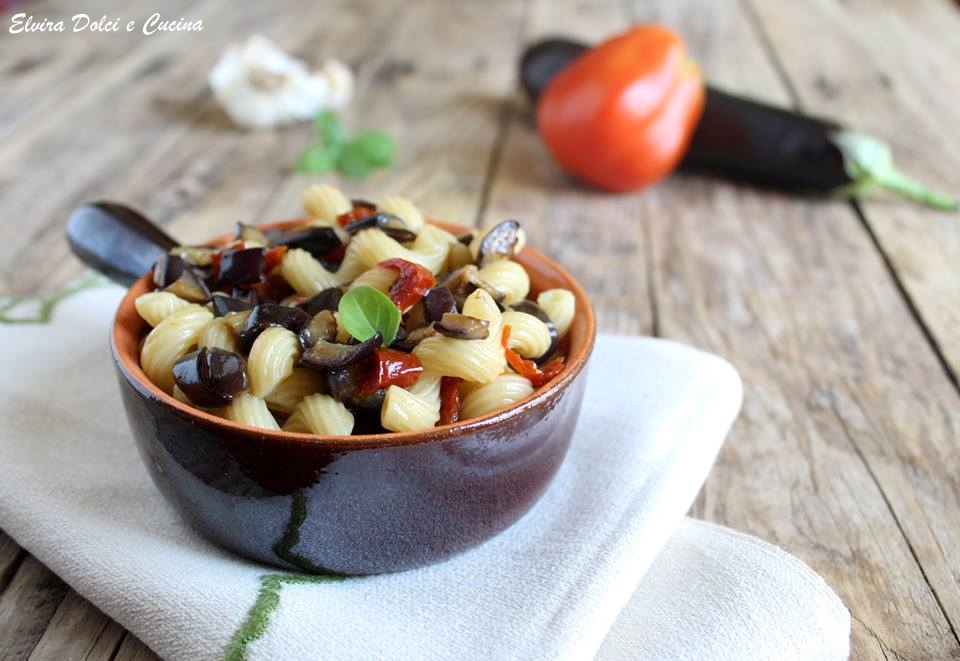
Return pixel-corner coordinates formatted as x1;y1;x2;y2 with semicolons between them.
1;0;958;658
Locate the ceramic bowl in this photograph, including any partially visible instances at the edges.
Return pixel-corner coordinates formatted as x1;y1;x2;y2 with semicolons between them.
111;220;595;574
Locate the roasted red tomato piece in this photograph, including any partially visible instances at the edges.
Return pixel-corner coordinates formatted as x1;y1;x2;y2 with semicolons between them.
263;245;288;272
439;376;462;425
358;347;424;396
379;258;436;311
501;326;563;388
336;205;377;227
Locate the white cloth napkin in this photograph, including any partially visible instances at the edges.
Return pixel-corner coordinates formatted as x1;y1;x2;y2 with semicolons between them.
0;284;849;660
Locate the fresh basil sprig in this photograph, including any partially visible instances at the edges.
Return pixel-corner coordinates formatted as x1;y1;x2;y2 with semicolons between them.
296;112;397;180
338;285;400;346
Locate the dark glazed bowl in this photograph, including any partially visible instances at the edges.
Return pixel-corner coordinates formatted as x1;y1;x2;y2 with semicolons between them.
111;220;596;574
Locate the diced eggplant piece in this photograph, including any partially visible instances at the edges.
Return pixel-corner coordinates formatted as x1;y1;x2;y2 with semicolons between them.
235;222;269;246
231;287;260;307
296;287;343;315
299;310;339;349
153;253;188;288
391;325;437;351
154;254;210;303
457;232;474;246
271;226;342;258
211;293;255;317
215;247;265;287
510;299;559;362
172;347;248;407
238;304;312;349
441;265;505;303
325;362;387;413
477;220;521;267
434;313;490;340
301;333;382;371
422;287;458;322
344;212;417;243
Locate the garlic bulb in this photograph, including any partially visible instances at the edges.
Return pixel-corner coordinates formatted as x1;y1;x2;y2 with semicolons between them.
209;35;354;129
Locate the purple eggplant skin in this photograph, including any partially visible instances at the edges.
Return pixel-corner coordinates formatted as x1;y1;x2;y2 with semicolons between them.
296;287;343;316
324;361;387;413
271;226;342;259
211;293;255;317
153;253;188;288
301;333;383;371
422;287;458;323
510;300;559;363
477;220;522;267
215;247;265;287
238;304;312;350
518;37;852;195
153;254;211;303
172;347;248;407
298;310;339;350
344;213;417;243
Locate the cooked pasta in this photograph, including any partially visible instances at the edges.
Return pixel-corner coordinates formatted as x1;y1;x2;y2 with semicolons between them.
501;310;553;359
141;305;213;393
337;228;449;282
265;367;325;414
135;291;192;327
247;327;300;397
303;183;352;224
537;289;575;338
347;266;398;293
461;374;534;419
413;290;505;384
281;248;341;295
381;385;440;432
379;195;425;233
477;260;530;306
289;393;354;435
137;188;579;437
223;393;280;430
199;317;240;353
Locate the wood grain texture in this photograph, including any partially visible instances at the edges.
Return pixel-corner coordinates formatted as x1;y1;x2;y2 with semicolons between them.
742;0;960;382
1;0;959;658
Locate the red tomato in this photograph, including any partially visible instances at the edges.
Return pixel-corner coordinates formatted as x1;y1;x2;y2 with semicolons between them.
500;326;565;388
358;348;423;396
537;25;705;192
379;258;436;311
439;376;462;425
336;205;377;227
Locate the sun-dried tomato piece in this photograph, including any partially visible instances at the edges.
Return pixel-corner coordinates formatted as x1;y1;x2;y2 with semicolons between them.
439;376;462;425
263;245;288;273
358;347;424;396
336;205;378;227
501;325;564;388
379;258;436;312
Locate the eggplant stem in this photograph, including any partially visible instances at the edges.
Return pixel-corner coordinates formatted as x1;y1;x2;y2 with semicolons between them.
831;131;958;212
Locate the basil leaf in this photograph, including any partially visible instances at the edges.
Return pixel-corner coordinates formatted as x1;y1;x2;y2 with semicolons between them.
295;144;338;173
315;111;345;147
337;144;371;179
351;130;397;168
338;285;400;346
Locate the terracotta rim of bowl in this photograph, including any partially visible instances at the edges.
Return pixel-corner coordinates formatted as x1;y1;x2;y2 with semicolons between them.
111;219;596;451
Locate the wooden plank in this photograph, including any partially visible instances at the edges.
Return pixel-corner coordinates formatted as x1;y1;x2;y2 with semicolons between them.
740;0;960;641
741;0;960;380
0;0;353;296
479;0;655;335
0;556;68;659
28;591;125;661
257;0;529;229
632;1;960;657
0;0;201;138
0;532;24;595
484;0;960;658
113;634;160;661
